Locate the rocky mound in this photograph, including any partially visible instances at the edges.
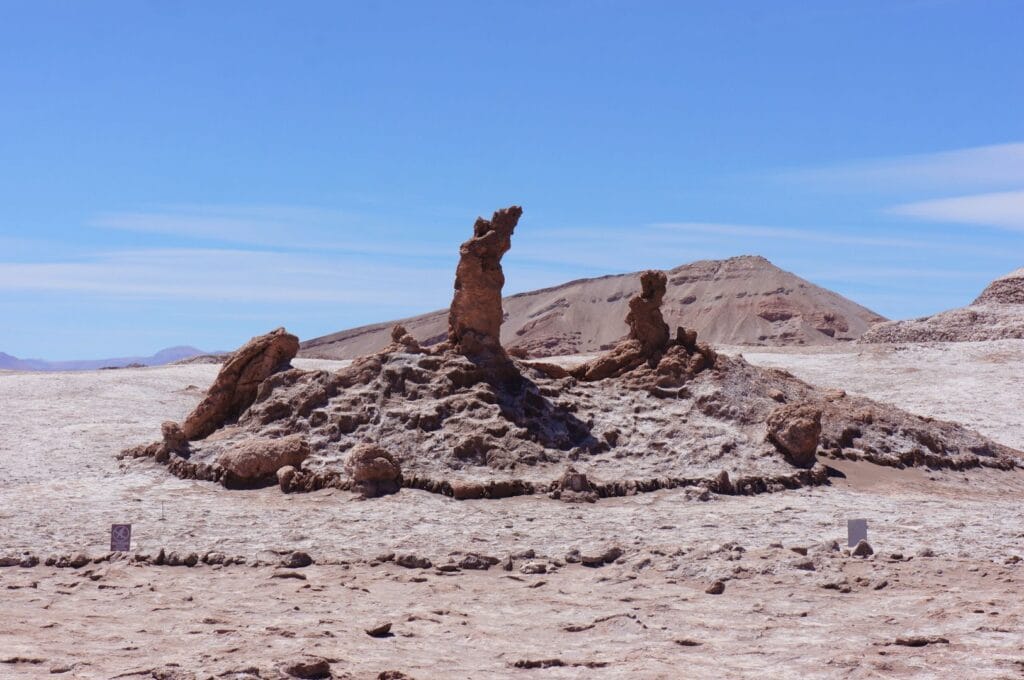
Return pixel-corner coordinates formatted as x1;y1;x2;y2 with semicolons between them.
861;268;1024;343
301;255;886;360
124;207;1020;500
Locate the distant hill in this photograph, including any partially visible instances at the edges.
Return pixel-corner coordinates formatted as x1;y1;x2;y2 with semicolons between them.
301;255;886;360
0;346;206;372
861;267;1024;343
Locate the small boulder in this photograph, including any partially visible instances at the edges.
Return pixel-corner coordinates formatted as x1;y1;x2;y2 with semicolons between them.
852;539;874;557
281;551;313;568
281;655;331;679
218;435;310;488
766;403;822;467
345;444;402;498
705;580;726;595
365;621;393;638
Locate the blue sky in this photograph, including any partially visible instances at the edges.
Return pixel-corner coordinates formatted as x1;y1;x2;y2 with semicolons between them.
1;0;1022;359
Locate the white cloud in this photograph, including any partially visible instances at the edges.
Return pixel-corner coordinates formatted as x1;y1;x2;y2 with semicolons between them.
783;142;1024;191
0;248;454;305
89;204;453;256
888;190;1024;232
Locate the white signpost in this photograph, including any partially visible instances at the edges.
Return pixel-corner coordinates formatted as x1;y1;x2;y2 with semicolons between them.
847;518;868;547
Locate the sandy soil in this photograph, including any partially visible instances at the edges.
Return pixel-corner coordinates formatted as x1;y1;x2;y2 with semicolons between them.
1;350;1023;678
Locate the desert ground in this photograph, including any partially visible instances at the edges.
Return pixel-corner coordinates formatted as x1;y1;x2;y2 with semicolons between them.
2;343;1024;679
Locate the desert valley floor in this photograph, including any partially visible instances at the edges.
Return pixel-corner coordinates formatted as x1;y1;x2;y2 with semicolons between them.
2;341;1024;679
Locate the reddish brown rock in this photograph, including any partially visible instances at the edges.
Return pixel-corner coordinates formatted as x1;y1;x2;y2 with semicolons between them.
182;328;299;440
345;443;402;497
217;435;310;488
766;403;822;467
575;271;670;381
572;271;716;386
448;206;523;358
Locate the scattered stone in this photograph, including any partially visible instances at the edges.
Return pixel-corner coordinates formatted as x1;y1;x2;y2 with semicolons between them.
851;540;874;558
458;554;496;570
395;554;432;569
894;635;950;647
281;655;332;678
580;546;624;568
917;547;936;558
281;551;313;569
366;622;393;638
705;580;726;595
520;561;547;575
791;558;816;571
271;569;307;580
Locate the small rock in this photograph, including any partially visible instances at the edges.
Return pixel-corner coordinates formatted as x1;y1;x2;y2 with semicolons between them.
894;635;949;647
789;547;808;556
271;569;307;580
851;540;874;558
281;551;314;569
705;580;725;595
281;655;331;678
458;554;495;570
580;546;624;567
395;554;432;569
502;556;514;571
366;621;393;638
520;561;547;575
791;558;816;571
917;547;935;558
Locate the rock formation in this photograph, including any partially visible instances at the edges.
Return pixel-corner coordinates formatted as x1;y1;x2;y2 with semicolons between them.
123;206;1020;501
862;267;1024;343
182;327;299;439
447;206;522;359
571;270;717;388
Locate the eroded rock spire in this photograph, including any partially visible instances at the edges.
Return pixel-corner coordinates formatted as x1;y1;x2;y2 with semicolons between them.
447;206;523;358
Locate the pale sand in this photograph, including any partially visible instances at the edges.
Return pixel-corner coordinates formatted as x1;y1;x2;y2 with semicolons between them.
1;347;1023;678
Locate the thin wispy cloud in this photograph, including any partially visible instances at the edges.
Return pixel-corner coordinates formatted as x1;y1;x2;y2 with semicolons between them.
89;205;454;257
781;142;1024;192
0;248;454;305
888;190;1024;232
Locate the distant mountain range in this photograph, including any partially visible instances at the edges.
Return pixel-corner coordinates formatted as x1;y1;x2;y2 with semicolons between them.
0;346;207;372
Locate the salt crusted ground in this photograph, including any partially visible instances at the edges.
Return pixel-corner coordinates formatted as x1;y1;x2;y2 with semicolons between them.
1;347;1023;678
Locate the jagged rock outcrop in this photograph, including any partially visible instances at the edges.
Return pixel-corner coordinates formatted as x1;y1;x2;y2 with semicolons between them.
182;327;299;439
862;267;1024;343
571;270;717;387
448;206;522;359
217;435;310;488
123;206;1021;499
345;443;402;497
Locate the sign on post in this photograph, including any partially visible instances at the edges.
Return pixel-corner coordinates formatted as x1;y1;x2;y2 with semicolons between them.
110;524;132;552
847;519;867;547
